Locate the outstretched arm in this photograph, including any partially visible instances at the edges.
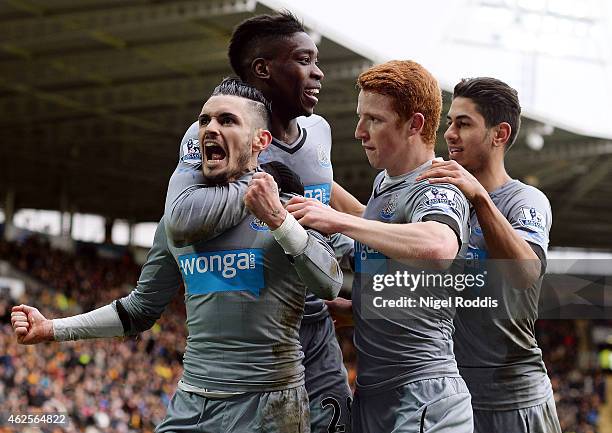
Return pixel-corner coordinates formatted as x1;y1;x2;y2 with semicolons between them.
12;304;56;344
11;303;124;344
287;197;459;263
116;217;182;334
12;218;183;344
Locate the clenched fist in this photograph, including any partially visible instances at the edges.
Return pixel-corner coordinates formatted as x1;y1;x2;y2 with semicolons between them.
244;172;287;230
11;304;54;344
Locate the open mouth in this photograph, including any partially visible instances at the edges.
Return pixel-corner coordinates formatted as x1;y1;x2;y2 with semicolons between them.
303;88;320;104
204;142;227;164
448;146;463;156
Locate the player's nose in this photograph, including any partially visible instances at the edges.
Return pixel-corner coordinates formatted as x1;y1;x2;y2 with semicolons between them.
204;118;222;136
312;63;324;81
444;124;457;143
355;119;368;141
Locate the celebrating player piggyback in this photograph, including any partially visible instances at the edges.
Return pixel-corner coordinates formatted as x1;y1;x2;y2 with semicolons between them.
167;12;353;432
12;78;343;433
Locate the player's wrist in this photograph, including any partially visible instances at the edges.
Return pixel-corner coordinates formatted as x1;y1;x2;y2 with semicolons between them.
266;207;287;230
272;212;309;255
334;211;356;235
470;188;490;209
45;320;56;342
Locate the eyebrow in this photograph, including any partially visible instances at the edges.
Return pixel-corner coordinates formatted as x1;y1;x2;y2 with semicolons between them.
198;112;237;120
447;114;472;121
293;48;317;55
357;110;383;118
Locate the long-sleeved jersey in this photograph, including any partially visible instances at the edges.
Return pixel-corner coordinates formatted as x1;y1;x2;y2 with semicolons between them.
120;177;342;392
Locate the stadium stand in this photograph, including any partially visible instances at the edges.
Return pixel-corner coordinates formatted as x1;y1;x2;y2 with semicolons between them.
0;235;185;433
0;232;608;433
537;319;607;433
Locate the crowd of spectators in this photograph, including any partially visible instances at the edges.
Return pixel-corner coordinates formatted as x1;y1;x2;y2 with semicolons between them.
537;320;607;433
0;236;185;433
0;234;608;432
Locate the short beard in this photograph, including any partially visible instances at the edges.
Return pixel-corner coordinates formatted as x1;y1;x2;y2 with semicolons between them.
203;145;253;185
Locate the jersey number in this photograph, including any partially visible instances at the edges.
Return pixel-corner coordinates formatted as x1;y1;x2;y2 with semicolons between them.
321;396;352;433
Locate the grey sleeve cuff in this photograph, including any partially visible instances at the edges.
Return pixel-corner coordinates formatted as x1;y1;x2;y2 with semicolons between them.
329;233;355;269
291;230;343;301
52;304;124;341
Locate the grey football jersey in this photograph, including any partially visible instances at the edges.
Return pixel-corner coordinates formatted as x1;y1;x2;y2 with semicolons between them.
171;116;339;320
353;160;470;395
163;168;342;392
120;209;342;394
259;115;336;320
259;115;333;206
454;179;553;410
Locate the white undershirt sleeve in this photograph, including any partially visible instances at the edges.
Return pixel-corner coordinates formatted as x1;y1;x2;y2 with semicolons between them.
52;304;124;341
271;212;309;256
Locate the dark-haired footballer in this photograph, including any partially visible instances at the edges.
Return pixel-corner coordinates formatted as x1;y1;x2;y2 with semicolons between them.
13;78;343;433
168;12;354;433
418;77;560;433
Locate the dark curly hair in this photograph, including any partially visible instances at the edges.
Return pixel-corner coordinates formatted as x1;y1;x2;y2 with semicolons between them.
228;11;305;80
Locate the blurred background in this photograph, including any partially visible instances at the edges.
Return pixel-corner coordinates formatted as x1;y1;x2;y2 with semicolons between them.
1;0;611;432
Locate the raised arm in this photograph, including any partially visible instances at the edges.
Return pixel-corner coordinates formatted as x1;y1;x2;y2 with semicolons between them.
11;218;182;343
417;160;549;287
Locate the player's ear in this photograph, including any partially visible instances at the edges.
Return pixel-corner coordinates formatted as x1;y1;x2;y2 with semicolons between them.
252;58;270;79
409;113;425;134
492;122;511;148
253;128;272;152
402;112;425;139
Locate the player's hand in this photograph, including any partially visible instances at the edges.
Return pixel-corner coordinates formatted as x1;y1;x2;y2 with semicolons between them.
416;159;487;202
286;196;346;235
325;297;353;329
11;305;54;345
244;172;287;230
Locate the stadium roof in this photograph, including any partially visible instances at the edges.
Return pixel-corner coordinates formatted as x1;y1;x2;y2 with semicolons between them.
1;0;611;249
267;0;612;139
